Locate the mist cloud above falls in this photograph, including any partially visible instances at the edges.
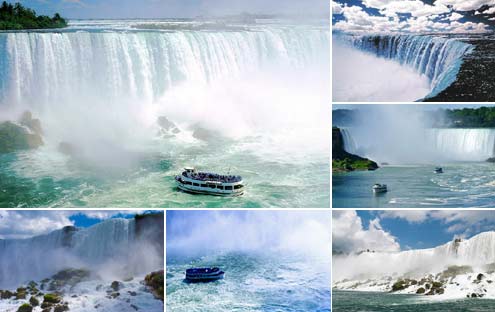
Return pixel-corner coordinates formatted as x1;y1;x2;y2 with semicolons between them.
338;105;457;164
167;211;331;259
332;40;431;102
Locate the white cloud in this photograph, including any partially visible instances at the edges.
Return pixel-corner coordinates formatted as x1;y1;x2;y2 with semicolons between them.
333;1;491;33
333;210;400;253
380;210;430;222
449;12;464;21
380;210;495;237
332;1;344;14
437;0;495;12
484;6;495;14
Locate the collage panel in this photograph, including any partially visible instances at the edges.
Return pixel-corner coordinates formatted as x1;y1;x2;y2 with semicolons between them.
166;210;331;312
332;103;495;208
0;210;164;312
0;8;330;209
332;210;495;311
332;0;495;102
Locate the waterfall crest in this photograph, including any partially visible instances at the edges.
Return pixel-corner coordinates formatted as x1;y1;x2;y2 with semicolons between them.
0;27;328;111
341;127;495;162
346;35;473;98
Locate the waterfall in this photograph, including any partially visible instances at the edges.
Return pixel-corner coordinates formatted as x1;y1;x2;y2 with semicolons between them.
336;231;495;281
340;128;358;155
428;128;495;161
340;127;495;162
0;27;328;111
346;35;473;98
0;25;328;149
376;231;495;269
0;217;161;289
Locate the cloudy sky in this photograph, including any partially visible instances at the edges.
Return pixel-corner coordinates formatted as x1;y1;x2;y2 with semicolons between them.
333;210;495;254
332;0;495;33
0;210;149;239
15;0;328;19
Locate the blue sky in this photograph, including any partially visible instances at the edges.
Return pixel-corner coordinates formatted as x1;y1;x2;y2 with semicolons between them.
13;0;328;19
332;0;495;33
333;210;495;253
0;210;154;239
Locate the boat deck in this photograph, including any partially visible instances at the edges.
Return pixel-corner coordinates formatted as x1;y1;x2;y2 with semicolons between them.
182;171;242;183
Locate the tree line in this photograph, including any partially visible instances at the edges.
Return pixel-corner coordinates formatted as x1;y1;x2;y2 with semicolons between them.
0;1;67;30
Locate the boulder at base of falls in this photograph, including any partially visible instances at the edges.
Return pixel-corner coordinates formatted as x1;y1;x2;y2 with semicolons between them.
48;268;90;291
332;127;378;172
191;125;221;142
0;290;15;299
144;270;164;301
16;303;33;312
157;116;180;137
19;111;43;136
0;121;43;153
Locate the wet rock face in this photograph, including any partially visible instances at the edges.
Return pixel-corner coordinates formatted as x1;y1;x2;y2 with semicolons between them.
0;290;15;299
19;111;43;136
425;35;495;102
48;268;90;291
135;212;164;255
111;281;122;291
60;226;78;248
0;121;43;153
144;270;164;301
157;116;180;137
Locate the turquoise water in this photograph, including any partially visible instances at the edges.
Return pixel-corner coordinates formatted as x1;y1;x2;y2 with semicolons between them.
333;163;495;208
0;143;328;208
167;252;331;312
333;290;495;312
0;19;329;208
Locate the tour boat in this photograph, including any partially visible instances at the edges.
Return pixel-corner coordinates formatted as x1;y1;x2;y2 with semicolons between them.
175;167;244;196
185;267;225;282
373;183;388;193
434;167;443;173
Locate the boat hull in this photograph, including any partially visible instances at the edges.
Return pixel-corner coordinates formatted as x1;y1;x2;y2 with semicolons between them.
175;177;244;197
185;272;225;282
177;184;244;197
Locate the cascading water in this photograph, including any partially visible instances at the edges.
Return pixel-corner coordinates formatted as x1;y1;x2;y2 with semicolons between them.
0;20;330;208
0;217;161;288
340;128;358;155
428;128;495;161
335;231;495;281
340;127;495;162
0;25;327;122
346;35;473;98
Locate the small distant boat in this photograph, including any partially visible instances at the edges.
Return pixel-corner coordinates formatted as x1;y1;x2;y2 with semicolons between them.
185;267;225;282
175;167;244;196
434;167;443;174
373;184;388;193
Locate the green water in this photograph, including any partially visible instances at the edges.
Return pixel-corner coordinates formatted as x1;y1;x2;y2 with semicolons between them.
333;290;495;312
0;139;329;208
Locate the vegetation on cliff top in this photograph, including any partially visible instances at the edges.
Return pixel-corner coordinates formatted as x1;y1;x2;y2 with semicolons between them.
332;127;378;172
0;1;67;30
